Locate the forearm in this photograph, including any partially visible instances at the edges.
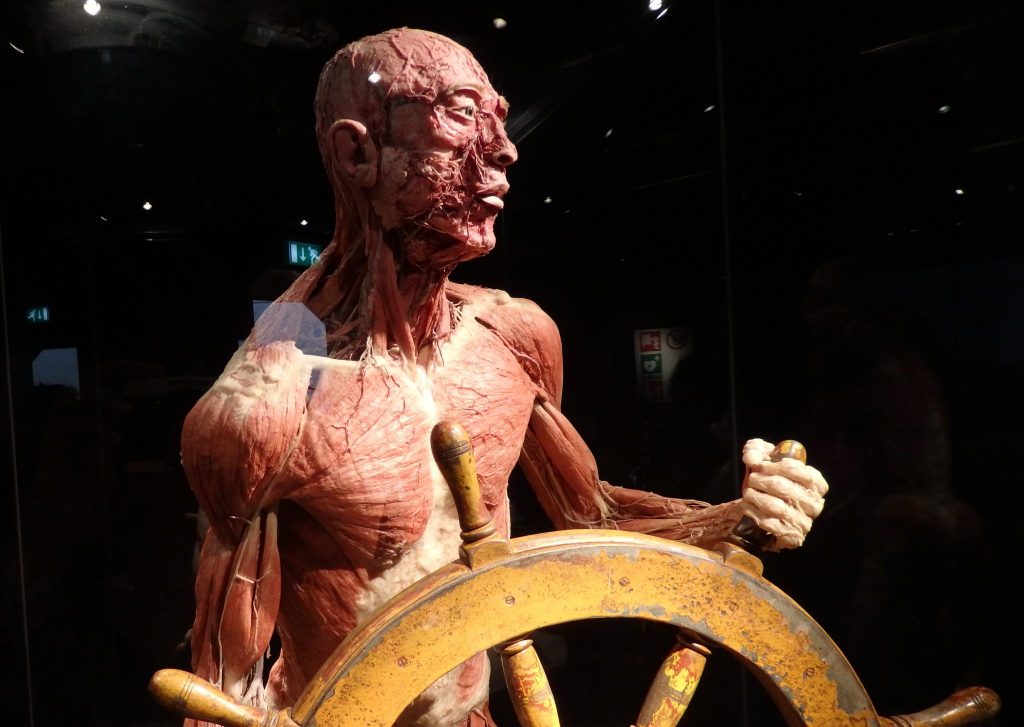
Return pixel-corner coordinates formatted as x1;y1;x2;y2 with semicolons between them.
521;398;744;547
597;481;744;549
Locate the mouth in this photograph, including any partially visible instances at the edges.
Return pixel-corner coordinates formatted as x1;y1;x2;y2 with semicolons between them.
478;194;504;211
410;182;508;251
421;201;498;248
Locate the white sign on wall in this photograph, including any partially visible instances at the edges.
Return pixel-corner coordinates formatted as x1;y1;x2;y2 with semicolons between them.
634;327;693;404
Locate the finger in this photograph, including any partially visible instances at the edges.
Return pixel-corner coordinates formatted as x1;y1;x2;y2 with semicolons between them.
742;438;775;469
806;465;829;497
757;459;829;497
737;504;806;550
758;520;805;550
742;487;814;534
746;472;824;518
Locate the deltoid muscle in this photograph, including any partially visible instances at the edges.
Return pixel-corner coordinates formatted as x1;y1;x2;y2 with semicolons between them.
181;27;827;727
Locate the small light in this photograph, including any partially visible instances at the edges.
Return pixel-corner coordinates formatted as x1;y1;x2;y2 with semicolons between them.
142;201;152;211
649;0;663;10
367;71;381;84
493;18;507;29
955;188;964;195
83;0;101;15
300;219;309;226
704;104;716;113
99;215;108;222
794;191;803;197
656;8;668;18
938;105;951;114
605;128;614;138
544;197;552;204
9;42;25;54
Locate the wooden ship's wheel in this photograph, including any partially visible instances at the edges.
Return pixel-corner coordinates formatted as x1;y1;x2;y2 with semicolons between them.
151;422;1001;727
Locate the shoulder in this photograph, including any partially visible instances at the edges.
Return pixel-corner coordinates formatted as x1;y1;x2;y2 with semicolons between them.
447;282;563;404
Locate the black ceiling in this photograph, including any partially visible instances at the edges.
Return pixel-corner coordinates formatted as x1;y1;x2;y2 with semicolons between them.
1;0;1022;316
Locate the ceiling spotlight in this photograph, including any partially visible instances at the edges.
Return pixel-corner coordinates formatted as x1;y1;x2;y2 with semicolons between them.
955;188;964;195
605;128;614;138
704;104;716;113
493;18;508;29
83;0;101;15
649;0;663;10
544;197;552;204
300;219;309;226
142;201;153;211
938;105;951;114
367;71;381;84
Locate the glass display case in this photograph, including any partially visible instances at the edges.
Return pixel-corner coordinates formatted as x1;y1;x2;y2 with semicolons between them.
2;1;1020;725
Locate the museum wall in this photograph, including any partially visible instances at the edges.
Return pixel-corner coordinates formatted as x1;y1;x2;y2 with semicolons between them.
1;1;1020;725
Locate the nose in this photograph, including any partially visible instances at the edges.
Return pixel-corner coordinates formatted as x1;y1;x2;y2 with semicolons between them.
491;144;517;167
489;130;518;168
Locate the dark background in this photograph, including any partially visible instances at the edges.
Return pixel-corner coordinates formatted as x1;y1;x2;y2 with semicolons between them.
1;0;1021;725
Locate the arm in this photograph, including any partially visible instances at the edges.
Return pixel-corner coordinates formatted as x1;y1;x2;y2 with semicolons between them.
521;395;746;548
181;341;311;711
480;295;826;551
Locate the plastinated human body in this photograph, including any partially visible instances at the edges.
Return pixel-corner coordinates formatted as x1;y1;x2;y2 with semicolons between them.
182;28;828;727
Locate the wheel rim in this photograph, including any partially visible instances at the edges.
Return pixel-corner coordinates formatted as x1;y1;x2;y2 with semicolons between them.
290;529;879;727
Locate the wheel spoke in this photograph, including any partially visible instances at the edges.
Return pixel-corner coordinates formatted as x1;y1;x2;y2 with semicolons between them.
496;636;560;727
634;633;710;727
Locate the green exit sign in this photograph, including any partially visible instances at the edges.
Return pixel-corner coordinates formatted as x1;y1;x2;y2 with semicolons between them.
288;241;323;268
27;306;50;323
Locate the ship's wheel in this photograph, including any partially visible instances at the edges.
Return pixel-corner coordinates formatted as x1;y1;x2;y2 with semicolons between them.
150;421;1000;727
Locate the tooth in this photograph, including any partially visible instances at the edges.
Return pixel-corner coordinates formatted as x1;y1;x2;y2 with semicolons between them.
480;195;504;209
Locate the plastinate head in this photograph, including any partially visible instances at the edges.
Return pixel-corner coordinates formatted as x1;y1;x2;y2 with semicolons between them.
316;28;517;268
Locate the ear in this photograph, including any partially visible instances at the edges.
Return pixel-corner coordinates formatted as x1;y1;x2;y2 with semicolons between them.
325;119;378;188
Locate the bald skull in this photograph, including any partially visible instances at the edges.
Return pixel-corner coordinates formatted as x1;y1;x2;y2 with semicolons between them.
316;28;517;267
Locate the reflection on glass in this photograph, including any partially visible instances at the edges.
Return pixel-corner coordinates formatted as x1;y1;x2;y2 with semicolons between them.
252;302;326;357
32;348;80;392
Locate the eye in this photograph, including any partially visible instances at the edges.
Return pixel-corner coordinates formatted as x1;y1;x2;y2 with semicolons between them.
459;105;475;118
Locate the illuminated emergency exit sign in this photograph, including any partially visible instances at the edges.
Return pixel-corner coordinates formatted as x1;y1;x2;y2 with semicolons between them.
27;306;50;323
288;241;322;268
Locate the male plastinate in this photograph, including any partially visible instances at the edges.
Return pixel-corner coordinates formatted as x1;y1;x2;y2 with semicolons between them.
181;28;828;727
